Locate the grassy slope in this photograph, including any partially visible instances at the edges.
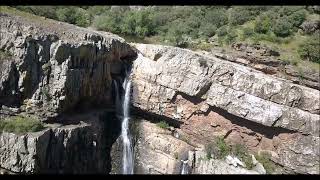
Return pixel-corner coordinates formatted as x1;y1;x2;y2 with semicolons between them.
232;13;320;73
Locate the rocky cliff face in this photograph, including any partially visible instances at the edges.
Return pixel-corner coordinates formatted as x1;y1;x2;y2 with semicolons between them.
1;11;319;175
0;110;119;174
130;43;320;174
0;13;136;119
0;12;131;174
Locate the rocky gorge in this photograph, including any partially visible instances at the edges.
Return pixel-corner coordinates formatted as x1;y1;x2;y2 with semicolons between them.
0;11;319;175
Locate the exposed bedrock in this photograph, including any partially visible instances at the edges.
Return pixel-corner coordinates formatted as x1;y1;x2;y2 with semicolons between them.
0;13;137;119
130;43;320;174
0;110;120;174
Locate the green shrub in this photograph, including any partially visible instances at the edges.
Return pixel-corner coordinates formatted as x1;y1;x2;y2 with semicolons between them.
278;6;305;16
196;43;212;52
229;6;259;26
205;137;232;160
73;8;91;27
14;6;58;19
288;9;307;27
217;26;228;37
93;14;121;34
156;121;169;129
292;60;299;66
56;7;91;27
205;142;214;159
298;67;305;80
272;17;293;37
0;116;45;134
215;136;231;159
254;15;272;34
199;23;217;38
232;144;254;169
165;21;189;47
120;10;155;37
204;8;228;27
87;6;111;16
255;152;276;174
242;155;254;170
298;35;320;63
224;30;238;45
242;27;255;39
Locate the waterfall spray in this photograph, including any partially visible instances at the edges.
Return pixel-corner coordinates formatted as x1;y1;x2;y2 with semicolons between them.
181;160;189;174
121;76;134;174
114;69;134;174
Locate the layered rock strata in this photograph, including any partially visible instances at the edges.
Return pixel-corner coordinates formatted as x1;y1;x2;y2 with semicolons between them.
130;43;320;174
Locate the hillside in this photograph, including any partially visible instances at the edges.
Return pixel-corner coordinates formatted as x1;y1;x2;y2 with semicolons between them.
0;6;319;175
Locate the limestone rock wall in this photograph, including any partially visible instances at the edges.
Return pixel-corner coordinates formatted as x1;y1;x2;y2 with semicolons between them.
0;110;117;174
133;120;194;174
0;13;136;118
130;43;320;174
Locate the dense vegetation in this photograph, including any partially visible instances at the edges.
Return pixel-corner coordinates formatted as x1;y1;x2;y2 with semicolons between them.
0;116;45;134
8;6;320;65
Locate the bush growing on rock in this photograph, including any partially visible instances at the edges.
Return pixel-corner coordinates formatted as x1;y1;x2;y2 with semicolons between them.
255;152;276;174
216;137;231;158
232;144;254;169
205;142;215;159
0;116;45;134
156;121;169;129
205;137;232;159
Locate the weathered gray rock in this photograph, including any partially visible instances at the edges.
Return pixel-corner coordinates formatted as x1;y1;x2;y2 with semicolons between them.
0;110;114;174
0;55;20;107
0;13;136;119
206;46;320;90
131;43;319;133
231;42;280;57
192;150;259;174
252;163;266;174
276;134;320;174
300;20;320;34
134;120;194;174
130;43;320;174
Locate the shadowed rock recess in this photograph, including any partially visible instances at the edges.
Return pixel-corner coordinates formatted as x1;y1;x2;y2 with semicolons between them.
0;12;319;174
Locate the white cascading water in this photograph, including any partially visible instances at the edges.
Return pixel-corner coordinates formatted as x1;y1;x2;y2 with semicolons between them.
181;160;189;174
119;71;134;174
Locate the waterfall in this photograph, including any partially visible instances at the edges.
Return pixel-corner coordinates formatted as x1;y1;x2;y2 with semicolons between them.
121;74;134;174
114;69;134;174
181;160;189;175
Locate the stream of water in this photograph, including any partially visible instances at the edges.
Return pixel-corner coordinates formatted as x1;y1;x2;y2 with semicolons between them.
181;160;189;174
114;70;134;174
